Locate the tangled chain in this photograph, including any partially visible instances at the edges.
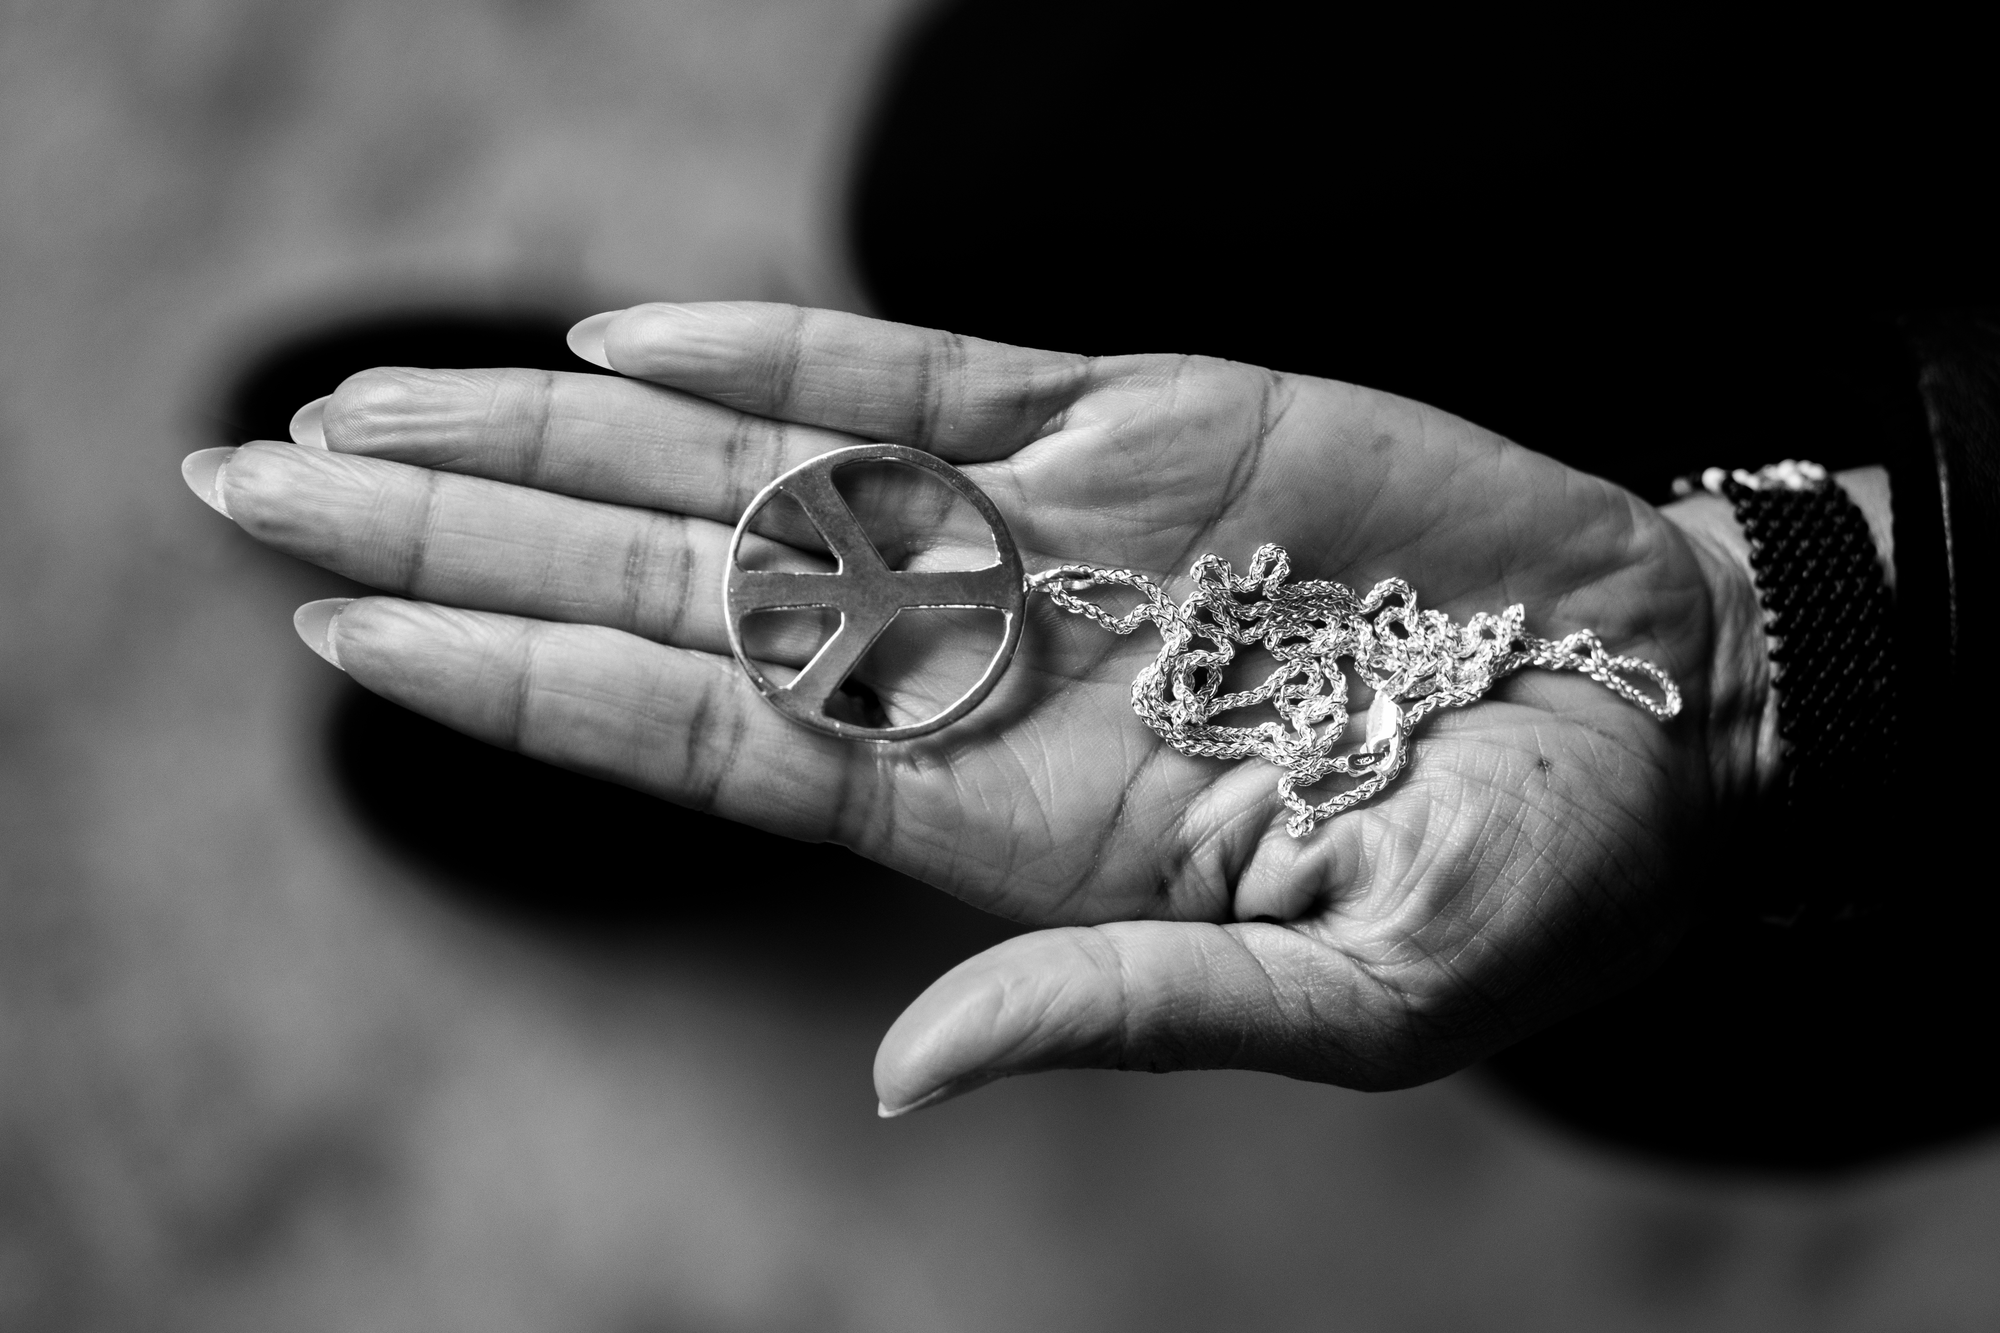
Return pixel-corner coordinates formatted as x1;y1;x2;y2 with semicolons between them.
1026;545;1681;838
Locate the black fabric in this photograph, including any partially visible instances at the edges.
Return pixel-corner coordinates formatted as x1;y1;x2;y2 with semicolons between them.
849;0;2000;1170
1907;313;2000;704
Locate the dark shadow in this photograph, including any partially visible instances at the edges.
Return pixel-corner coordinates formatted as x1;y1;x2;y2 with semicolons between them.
215;308;616;446
328;683;1012;987
850;3;1997;500
848;0;2000;1169
215;308;1016;983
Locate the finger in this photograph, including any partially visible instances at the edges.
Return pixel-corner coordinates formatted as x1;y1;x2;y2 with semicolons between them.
317;365;857;522
317;367;1016;561
873;921;1436;1115
221;441;828;663
321;597;886;846
592;302;1094;461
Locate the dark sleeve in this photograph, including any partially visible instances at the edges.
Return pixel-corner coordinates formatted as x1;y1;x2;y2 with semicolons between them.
1486;315;2000;1173
1901;313;2000;716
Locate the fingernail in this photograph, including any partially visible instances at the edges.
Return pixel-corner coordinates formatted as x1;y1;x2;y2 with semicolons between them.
876;1073;1002;1119
289;395;330;448
181;447;236;517
566;309;621;370
293;599;352;670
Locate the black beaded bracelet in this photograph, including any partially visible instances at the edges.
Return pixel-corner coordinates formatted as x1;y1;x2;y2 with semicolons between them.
1678;461;1898;925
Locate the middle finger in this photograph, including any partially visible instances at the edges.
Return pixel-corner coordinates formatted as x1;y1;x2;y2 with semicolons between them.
314;365;861;522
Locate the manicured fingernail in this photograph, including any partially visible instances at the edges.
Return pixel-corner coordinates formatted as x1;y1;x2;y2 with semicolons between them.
565;309;621;369
876;1073;1001;1119
289;395;330;448
181;447;236;517
293;599;352;670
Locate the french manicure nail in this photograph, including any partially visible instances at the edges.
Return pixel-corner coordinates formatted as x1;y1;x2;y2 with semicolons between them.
293;599;353;670
566;309;621;370
289;395;330;448
181;447;236;517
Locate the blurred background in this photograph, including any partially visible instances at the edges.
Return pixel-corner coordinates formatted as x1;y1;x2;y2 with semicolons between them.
2;0;1997;1328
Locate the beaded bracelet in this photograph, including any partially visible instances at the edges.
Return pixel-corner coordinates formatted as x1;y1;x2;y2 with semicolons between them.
1676;460;1898;924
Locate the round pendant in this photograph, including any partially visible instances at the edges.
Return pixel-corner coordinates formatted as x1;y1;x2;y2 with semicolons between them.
723;443;1025;741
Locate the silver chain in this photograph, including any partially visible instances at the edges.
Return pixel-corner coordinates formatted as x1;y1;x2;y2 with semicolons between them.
1026;544;1681;838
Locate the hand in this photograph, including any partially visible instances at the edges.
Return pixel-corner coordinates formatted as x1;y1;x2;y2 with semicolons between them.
188;303;1767;1113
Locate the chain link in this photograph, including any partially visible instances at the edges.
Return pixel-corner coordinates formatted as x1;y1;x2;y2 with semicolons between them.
1026;544;1681;838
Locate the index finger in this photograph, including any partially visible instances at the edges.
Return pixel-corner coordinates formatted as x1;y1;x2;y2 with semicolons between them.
576;302;1094;462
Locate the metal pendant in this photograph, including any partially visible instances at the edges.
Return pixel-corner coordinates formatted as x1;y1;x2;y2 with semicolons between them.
723;443;1025;741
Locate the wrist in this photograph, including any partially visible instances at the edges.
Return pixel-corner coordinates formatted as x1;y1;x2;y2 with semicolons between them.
1660;490;1780;813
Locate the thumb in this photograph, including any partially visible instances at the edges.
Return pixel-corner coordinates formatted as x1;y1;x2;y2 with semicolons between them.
872;921;1419;1116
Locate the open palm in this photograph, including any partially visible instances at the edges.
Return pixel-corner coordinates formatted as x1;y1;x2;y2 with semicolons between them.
198;303;1756;1113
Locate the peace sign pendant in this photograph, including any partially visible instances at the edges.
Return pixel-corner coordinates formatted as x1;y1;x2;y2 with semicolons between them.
723;444;1026;741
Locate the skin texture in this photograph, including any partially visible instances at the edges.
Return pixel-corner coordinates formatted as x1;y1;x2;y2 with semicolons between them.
197;301;1770;1113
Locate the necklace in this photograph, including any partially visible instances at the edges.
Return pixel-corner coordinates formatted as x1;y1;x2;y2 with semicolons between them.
724;444;1680;837
1028;545;1678;837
